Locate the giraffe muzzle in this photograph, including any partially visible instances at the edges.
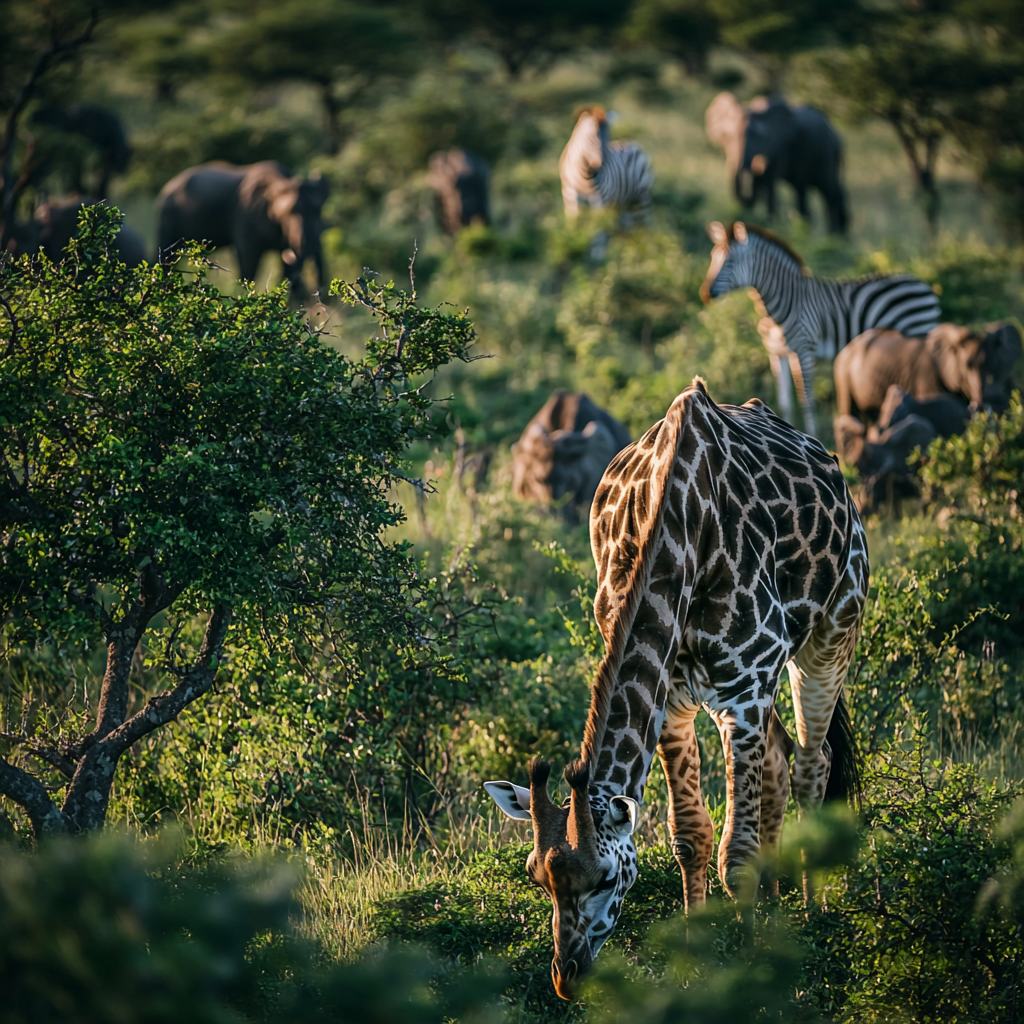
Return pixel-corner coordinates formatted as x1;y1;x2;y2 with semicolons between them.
551;956;582;1000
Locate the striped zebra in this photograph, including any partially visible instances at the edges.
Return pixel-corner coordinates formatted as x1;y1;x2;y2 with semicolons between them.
559;107;654;224
700;221;941;434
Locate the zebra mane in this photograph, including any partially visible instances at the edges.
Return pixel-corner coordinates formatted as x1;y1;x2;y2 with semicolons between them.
731;222;806;269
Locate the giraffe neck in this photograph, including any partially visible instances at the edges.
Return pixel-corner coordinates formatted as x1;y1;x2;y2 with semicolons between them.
591;696;667;804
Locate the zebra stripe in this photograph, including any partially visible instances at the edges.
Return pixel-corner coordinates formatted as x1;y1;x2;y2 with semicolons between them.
560;109;654;219
703;224;941;432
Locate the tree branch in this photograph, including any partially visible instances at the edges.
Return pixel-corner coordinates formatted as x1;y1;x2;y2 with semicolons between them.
102;605;233;755
0;732;76;777
0;753;70;836
0;3;99;224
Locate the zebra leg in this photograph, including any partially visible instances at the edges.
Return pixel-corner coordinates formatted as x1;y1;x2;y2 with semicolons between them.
775;355;794;421
791;350;816;436
658;703;714;912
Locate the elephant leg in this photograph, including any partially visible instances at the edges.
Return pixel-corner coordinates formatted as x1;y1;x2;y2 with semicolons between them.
796;186;810;221
236;242;264;284
658;704;714;912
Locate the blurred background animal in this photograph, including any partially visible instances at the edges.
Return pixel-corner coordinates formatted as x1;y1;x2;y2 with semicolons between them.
877;385;969;439
157;161;329;297
834;322;1022;422
31;104;131;199
427;149;490;234
738;97;847;234
701;221;941;433
512;391;631;523
31;196;144;266
704;92;748;182
833;412;936;513
559;106;654;224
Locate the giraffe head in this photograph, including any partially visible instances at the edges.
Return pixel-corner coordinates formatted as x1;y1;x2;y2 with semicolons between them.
485;757;640;1000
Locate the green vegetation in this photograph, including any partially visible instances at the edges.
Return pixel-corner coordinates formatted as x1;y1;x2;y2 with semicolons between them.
3;3;1024;1021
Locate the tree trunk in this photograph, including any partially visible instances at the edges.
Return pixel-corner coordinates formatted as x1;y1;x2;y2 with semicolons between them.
322;83;342;155
0;601;231;837
892;117;942;234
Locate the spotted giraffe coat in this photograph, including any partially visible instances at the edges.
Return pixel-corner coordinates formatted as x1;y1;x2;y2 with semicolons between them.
486;377;869;999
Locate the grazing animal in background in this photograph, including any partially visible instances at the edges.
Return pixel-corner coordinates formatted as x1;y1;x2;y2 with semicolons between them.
156;161;330;297
877;385;969;440
427;149;491;234
738;97;847;234
701;221;942;434
559;107;655;223
512;391;631;523
834;322;1022;422
705;91;749;181
833;413;937;513
488;378;868;999
3;196;144;267
31;104;132;198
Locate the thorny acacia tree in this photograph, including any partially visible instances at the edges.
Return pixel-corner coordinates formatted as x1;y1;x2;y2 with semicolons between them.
0;205;475;837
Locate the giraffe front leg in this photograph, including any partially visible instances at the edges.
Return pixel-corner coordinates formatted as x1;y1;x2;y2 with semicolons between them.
710;702;770;898
658;705;714;912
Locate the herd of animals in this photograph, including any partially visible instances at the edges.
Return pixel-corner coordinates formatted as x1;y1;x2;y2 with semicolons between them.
5;98;1020;513
3;95;1023;1002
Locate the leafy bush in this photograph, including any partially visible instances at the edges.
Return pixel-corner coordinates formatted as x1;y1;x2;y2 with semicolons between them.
0;832;506;1024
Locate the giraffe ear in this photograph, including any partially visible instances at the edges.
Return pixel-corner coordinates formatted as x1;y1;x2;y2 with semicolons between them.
608;795;640;835
484;781;532;821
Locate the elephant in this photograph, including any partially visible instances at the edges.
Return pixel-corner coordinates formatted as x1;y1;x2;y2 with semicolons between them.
3;196;144;267
833;413;937;513
512;391;631;523
835;322;1023;422
877;384;969;440
156;161;330;297
427;149;491;234
31;104;131;198
737;97;848;234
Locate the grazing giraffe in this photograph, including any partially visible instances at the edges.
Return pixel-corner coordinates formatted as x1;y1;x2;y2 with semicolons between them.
486;378;868;1000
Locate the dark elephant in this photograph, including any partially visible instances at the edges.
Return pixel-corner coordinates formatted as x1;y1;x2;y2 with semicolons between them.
512;391;631;523
737;97;848;234
427;149;491;234
877;384;969;439
834;413;936;513
156;161;330;297
31;104;131;198
3;196;144;267
835;322;1022;421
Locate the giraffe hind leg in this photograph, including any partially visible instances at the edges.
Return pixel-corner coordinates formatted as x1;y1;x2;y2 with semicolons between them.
789;539;868;813
759;708;793;898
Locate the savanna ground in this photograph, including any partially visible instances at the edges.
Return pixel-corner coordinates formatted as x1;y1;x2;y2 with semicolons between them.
4;33;1024;1024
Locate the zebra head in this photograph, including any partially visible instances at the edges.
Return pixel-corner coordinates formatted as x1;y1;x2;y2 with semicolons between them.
700;220;754;302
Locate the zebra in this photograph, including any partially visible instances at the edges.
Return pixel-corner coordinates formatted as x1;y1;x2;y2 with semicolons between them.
700;220;941;434
559;107;654;232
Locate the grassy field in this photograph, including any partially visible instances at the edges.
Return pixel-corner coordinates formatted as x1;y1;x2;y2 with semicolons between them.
6;46;1024;1023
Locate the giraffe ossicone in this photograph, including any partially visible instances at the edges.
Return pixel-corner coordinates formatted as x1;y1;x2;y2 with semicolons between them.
486;377;869;1000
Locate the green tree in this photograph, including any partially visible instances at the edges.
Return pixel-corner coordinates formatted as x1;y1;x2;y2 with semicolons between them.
412;0;628;78
210;0;418;154
0;205;474;836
